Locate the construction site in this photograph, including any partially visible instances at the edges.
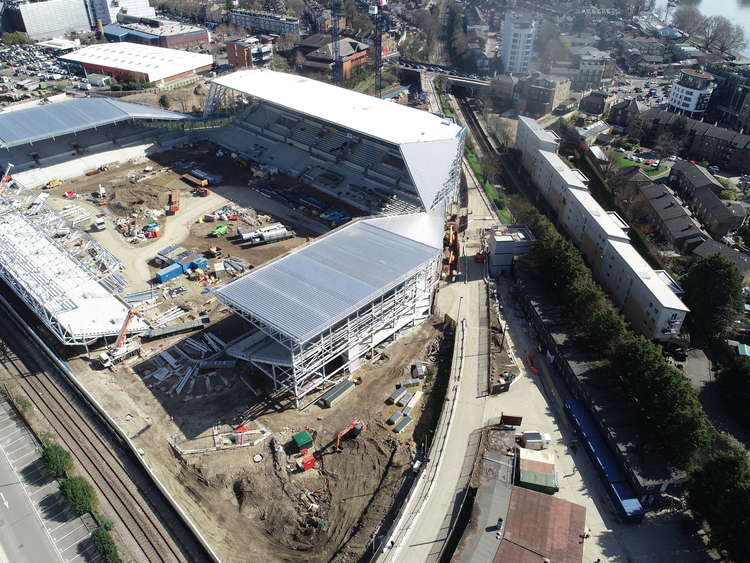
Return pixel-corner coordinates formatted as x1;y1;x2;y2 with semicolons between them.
0;68;467;561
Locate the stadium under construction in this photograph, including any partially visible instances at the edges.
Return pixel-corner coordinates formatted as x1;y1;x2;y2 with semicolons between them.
0;69;465;407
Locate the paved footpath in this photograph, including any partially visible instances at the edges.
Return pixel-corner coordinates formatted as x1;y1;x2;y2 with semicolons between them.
0;397;97;563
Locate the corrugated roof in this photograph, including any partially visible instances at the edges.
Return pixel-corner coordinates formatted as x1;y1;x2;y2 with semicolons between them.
60;43;213;82
211;69;464;146
217;216;442;343
494;486;586;563
0;98;189;148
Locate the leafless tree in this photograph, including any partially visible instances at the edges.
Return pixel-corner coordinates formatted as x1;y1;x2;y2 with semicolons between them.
715;21;748;53
671;6;705;37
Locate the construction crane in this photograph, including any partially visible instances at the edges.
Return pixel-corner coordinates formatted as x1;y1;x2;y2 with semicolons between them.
0;162;14;195
99;309;140;368
331;0;342;86
335;419;366;451
369;0;387;98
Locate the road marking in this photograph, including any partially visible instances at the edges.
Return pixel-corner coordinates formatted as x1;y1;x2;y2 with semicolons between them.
0;493;6;508
29;481;56;496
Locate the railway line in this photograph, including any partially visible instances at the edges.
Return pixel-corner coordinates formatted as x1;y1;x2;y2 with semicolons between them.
455;96;495;157
0;295;212;563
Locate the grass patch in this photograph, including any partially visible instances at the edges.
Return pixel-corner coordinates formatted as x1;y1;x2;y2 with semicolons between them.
610;151;668;177
464;144;513;221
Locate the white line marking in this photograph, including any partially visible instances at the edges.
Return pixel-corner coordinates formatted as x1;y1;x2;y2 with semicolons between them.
1;492;8;508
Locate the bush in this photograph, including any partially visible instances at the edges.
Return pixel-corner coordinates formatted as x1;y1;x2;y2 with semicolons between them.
41;441;73;479
719;189;736;200
60;476;97;516
91;527;121;563
12;394;31;412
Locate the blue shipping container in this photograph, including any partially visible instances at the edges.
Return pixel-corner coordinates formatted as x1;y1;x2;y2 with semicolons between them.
155;262;182;283
191;257;208;271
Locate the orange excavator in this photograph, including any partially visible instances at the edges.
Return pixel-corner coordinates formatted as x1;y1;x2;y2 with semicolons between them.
335;419;366;452
0;163;14;196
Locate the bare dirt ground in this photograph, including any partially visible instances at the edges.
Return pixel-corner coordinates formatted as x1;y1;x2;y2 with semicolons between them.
68;318;449;562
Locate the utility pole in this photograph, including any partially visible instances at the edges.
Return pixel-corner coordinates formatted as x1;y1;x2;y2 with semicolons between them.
331;0;342;86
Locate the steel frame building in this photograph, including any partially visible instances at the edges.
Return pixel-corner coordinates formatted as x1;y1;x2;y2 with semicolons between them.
0;199;147;346
222;213;444;408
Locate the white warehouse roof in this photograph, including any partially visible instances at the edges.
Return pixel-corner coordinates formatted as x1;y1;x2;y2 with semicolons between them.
211;69;464;146
60;43;213;82
217;211;443;343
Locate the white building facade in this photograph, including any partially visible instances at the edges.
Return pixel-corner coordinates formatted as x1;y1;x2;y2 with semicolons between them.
516;117;688;339
667;69;715;118
501;12;536;74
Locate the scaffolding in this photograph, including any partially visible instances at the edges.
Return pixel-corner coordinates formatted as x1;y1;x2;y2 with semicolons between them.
0;203;145;345
222;256;440;408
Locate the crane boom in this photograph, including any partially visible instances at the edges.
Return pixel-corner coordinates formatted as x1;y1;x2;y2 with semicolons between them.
114;310;137;349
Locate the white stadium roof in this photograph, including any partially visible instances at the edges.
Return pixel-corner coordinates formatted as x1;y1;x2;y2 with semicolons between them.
0;208;148;344
217;211;443;343
60;43;213;82
212;69;464;210
211;69;463;146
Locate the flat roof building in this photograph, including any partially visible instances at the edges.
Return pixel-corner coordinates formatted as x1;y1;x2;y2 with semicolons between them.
228;10;300;36
516;116;688;339
59;42;213;84
103;16;209;50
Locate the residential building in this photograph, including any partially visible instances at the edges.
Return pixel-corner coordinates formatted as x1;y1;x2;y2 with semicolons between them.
640;109;750;173
669;160;746;237
295;34;368;79
59;42;213;84
705;62;750;133
515;116;689;340
667;69;715;118
619;168;706;251
465;6;489;34
514;73;571;117
103;16;209;50
500;12;535;74
569;46;613;90
579;91;613;116
692;239;750;280
226;36;274;68
228;10;300;36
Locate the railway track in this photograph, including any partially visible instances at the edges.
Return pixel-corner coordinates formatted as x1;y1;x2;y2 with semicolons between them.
456;97;495;157
0;302;210;563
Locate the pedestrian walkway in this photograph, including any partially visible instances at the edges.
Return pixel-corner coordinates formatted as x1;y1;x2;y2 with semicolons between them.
0;398;98;562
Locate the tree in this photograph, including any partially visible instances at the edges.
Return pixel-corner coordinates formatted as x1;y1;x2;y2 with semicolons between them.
41;441;73;480
671;6;705;37
587;307;627;355
719;356;750;428
2;32;31;45
612;335;712;468
700;15;725;50
60;476;97;516
91;527;121;563
687;436;750;562
682;253;744;339
653;131;682;166
286;0;304;17
158;94;171;109
715;21;747;53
